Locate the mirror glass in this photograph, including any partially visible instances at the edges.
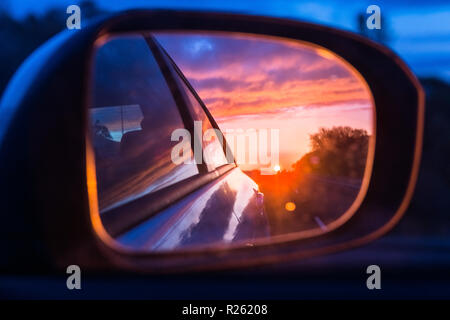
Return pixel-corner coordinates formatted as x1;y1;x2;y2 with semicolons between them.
88;31;374;252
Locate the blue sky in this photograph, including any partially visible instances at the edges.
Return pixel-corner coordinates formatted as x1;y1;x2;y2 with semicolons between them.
2;0;450;80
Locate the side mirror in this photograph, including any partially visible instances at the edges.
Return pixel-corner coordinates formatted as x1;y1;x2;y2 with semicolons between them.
0;10;424;272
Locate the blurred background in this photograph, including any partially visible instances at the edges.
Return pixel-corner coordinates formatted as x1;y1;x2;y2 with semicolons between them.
1;0;449;237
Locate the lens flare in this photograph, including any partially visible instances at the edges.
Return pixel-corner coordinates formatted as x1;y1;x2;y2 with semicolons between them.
285;201;296;212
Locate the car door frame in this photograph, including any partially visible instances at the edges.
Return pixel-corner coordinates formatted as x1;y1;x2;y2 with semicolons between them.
99;33;238;238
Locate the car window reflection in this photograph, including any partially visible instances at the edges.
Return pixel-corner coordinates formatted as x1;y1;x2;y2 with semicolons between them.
90;35;199;211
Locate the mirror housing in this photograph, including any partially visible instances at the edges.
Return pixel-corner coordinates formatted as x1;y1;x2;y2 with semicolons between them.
0;10;424;272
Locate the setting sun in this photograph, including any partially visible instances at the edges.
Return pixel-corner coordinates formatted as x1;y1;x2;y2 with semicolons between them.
274;165;281;173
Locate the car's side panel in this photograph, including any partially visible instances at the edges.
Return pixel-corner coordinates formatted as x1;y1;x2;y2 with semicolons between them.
117;167;268;250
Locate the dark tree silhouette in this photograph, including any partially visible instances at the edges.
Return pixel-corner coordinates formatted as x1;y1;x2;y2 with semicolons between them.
293;126;369;178
0;0;107;96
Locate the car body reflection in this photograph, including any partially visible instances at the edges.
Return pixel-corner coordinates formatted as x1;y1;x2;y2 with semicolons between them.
117;168;269;250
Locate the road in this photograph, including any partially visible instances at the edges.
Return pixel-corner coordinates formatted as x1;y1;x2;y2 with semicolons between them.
265;173;363;236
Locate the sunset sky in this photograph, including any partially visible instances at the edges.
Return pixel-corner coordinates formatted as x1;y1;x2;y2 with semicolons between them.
156;32;373;171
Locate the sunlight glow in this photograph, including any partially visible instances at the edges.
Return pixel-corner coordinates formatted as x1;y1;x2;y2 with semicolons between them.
285;202;296;212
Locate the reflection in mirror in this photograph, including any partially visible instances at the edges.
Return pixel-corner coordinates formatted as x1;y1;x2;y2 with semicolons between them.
88;31;374;252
